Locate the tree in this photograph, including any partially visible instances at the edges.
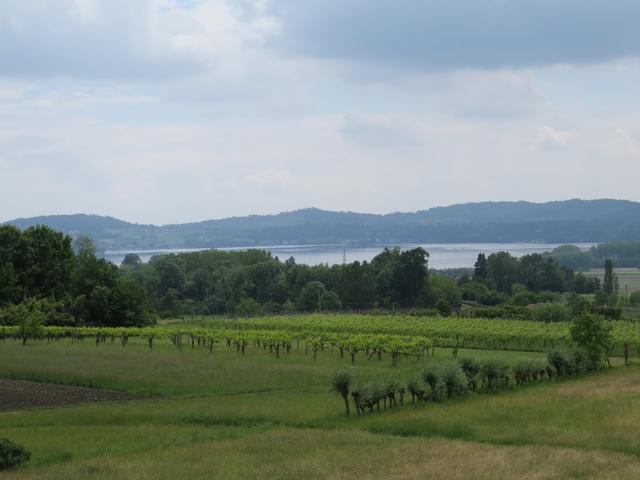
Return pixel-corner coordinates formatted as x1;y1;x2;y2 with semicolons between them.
16;300;45;345
111;277;153;326
603;258;618;296
158;288;182;318
0;264;20;306
474;253;488;280
73;235;96;258
330;370;352;416
570;314;612;371
297;281;327;311
0;226;22;304
87;285;111;326
486;252;519;294
15;225;74;299
122;253;142;267
371;247;429;307
155;258;186;294
425;275;462;310
320;291;342;311
235;297;261;317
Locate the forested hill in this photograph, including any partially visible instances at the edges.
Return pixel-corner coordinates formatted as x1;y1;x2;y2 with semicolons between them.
6;199;640;251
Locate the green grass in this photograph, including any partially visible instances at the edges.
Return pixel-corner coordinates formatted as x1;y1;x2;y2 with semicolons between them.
0;338;544;396
2;335;640;479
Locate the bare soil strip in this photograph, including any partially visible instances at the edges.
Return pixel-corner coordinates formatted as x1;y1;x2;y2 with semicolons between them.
0;378;148;411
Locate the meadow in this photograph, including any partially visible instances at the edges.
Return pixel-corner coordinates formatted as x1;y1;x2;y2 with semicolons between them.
1;316;640;479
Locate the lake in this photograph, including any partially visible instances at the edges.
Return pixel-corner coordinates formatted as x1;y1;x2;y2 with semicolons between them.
104;242;592;270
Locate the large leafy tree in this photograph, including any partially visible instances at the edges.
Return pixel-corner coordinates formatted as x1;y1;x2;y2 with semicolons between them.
15;226;74;299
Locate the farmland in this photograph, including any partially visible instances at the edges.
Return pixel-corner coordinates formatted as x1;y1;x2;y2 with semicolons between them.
586;268;640;294
1;314;640;479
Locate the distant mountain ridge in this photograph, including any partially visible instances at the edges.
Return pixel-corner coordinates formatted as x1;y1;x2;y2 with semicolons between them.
6;199;640;251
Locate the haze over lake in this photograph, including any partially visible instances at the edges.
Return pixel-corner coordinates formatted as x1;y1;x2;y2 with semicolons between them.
104;243;592;269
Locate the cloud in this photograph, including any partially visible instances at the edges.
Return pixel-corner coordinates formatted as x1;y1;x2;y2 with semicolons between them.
0;0;276;81
267;0;640;71
340;114;426;149
536;126;572;151
1;1;640;225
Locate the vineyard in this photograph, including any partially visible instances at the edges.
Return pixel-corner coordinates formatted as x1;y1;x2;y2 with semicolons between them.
3;315;640;364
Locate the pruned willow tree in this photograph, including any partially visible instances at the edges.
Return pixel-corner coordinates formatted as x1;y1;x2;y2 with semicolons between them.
331;370;352;416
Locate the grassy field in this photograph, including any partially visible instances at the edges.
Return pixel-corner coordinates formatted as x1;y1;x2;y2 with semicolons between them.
2;334;640;479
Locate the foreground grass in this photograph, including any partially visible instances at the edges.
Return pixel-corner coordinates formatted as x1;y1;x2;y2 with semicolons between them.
6;429;640;480
1;339;640;478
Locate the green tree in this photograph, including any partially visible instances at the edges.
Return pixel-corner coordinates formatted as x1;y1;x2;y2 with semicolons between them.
110;277;153;326
570;314;612;371
320;290;342;311
121;253;142;266
486;252;519;294
16;225;74;299
297;281;327;311
16;300;45;345
603;258;617;295
87;285;112;326
474;253;488;280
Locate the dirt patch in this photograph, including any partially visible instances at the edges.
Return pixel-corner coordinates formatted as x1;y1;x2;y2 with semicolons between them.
0;378;149;411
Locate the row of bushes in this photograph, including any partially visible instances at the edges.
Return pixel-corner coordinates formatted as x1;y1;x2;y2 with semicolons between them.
332;346;604;415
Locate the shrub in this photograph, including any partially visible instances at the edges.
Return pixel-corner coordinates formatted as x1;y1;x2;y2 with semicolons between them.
0;438;30;471
547;347;570;377
479;359;510;392
458;357;481;391
406;378;425;403
440;362;469;398
514;359;547;385
422;364;441;391
430;377;447;402
436;298;452;316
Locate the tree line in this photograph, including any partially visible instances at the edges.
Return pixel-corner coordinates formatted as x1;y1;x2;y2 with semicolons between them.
0;224;623;326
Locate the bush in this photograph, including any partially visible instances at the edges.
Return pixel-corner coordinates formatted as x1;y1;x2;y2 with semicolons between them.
478;359;510;392
0;438;30;471
440;362;469;398
514;359;547;385
458;357;481;391
422;364;441;391
435;298;452;316
547;347;570;377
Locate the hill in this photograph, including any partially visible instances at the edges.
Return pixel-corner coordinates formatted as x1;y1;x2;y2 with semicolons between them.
5;199;640;251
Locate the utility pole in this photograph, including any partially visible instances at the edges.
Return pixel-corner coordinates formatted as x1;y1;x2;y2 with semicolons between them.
342;248;347;265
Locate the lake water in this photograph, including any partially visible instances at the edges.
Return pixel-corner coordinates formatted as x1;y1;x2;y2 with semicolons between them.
104;242;593;270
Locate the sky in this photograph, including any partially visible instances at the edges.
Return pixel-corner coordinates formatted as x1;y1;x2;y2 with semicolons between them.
1;0;640;225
